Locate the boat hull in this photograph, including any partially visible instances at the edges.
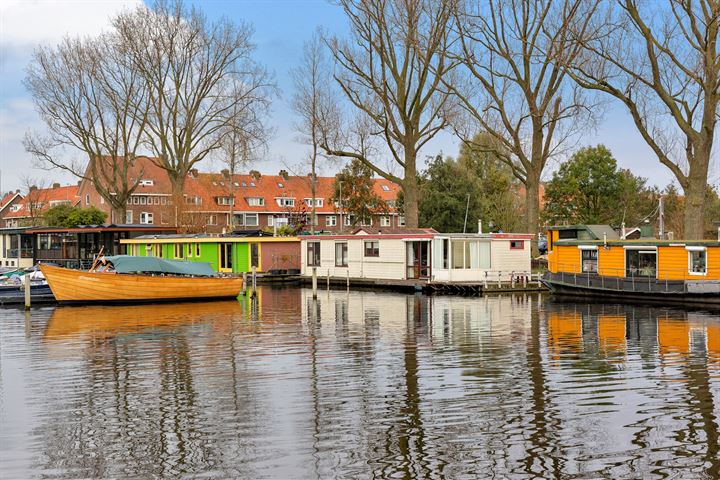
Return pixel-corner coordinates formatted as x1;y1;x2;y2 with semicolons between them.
40;264;243;304
542;277;720;306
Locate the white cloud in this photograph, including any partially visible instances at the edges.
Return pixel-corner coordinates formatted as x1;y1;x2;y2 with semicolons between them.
0;0;141;47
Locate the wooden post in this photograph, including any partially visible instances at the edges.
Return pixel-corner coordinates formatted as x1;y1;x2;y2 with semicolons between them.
312;267;317;299
497;272;501;288
242;272;248;296
326;269;330;289
346;269;350;289
24;273;31;310
251;266;257;298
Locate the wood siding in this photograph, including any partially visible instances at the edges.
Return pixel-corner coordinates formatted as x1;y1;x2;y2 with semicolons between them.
598;246;624;277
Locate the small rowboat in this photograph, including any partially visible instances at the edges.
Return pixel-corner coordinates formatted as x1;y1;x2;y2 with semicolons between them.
40;256;243;304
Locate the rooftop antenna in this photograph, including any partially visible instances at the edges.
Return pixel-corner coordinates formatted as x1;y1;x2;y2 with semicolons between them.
463;193;470;233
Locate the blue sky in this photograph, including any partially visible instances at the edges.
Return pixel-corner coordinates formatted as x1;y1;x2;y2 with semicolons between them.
0;0;693;193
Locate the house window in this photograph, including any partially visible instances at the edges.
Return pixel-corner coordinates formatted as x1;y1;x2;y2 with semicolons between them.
335;242;348;267
397;216;405;227
125;210;133;223
276;197;295;207
326;216;337;227
268;216;274;226
581;249;598;273
174;243;184;259
304;198;324;207
688;248;707;274
161;197;167;205
139;179;154;186
344;216;352;226
208;214;217;226
307;242;320;267
132;197;139;205
247;197;265;206
154;197;160;205
380;216;391;227
364;241;379;257
245;213;259;226
85;194;90;205
510;240;524;250
140;212;153;224
140;196;146;205
161;212;169;224
185;196;202;205
100;197;105;204
360;217;372;227
381;185;390;192
217;197;235;206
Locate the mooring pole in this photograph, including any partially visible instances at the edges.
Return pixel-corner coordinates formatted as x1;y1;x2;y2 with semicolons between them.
346;269;350;289
312;267;318;299
327;269;330;289
24;273;31;310
251;266;257;298
242;272;248;296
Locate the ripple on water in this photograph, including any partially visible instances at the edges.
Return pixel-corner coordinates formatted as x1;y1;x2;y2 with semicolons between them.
1;291;720;478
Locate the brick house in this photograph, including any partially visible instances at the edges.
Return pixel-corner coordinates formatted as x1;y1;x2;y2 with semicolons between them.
2;183;80;228
78;156;403;233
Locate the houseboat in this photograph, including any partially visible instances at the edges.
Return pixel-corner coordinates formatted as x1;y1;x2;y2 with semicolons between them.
544;224;720;304
300;227;533;289
120;233;300;275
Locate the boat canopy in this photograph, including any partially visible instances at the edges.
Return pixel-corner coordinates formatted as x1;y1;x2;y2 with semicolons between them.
104;255;216;277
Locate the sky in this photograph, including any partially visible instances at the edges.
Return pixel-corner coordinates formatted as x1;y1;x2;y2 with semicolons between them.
0;0;692;193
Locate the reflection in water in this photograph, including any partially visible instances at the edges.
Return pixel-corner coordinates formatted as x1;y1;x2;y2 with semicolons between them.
1;289;720;478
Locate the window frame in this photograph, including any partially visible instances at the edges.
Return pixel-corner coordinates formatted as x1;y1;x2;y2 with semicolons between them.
364;240;380;257
335;242;348;267
307;242;321;267
510;240;525;250
687;247;708;275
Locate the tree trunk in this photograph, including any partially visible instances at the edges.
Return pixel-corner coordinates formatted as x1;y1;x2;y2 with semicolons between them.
169;172;187;229
111;203;126;225
525;171;541;256
403;146;419;228
683;158;710;239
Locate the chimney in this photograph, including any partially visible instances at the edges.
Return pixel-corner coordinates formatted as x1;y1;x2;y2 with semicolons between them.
29;185;37;191
279;169;289;181
190;168;199;177
52;182;60;188
250;170;261;181
221;168;230;178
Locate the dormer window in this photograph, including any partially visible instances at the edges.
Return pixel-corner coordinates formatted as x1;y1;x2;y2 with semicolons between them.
247;197;265;206
250;182;256;187
185;196;202;205
304;198;324;207
277;182;284;188
381;185;390;192
234;182;240;187
216;196;235;206
276;197;295;207
139;179;154;187
241;181;247;187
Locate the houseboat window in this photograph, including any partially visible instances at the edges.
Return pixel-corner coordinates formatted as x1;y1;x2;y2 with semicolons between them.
195;243;201;257
335;242;348;267
510;240;524;250
307;242;320;266
152;244;162;257
174;243;184;259
451;240;472;269
626;250;656;277
364;241;380;257
145;245;152;256
187;243;194;257
443;239;449;268
688;249;707;274
581;250;598;273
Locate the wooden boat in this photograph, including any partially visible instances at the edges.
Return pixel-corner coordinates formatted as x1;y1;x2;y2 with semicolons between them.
40;256;243;304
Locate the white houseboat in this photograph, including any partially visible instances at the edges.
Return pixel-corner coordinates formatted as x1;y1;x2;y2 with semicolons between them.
300;227;533;288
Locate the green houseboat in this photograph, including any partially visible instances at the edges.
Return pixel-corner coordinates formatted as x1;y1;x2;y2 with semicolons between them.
120;234;301;275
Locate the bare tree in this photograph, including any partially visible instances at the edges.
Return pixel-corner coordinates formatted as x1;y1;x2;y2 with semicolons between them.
291;29;337;234
568;0;720;239
220;79;273;231
321;0;459;228
18;176;49;227
452;0;600;240
24;34;149;223
113;1;274;226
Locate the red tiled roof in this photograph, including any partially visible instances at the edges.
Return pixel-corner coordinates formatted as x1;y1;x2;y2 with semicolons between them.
90;156;401;213
0;191;22;212
4;185;79;219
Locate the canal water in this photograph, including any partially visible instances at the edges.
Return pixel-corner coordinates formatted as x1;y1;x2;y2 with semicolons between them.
1;288;720;479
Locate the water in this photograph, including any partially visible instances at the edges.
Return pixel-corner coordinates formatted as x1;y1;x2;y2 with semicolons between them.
1;288;720;479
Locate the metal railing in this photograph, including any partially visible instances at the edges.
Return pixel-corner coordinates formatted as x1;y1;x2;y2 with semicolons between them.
545;262;715;294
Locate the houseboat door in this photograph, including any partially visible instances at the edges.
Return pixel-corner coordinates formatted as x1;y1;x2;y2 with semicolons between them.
406;241;430;279
219;243;233;272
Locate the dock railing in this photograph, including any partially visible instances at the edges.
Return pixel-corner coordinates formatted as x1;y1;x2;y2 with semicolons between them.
546;263;714;294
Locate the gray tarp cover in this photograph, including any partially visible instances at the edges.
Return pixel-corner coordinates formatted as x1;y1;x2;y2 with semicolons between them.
105;255;216;277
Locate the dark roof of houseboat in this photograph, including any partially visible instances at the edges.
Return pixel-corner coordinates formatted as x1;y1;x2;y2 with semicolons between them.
27;224;178;234
554;238;720;247
548;224;620;240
